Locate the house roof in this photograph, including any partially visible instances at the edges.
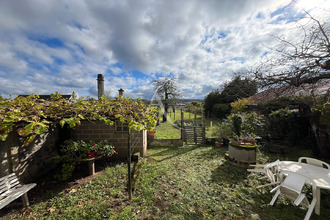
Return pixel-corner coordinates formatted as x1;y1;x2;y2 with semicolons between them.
250;80;330;104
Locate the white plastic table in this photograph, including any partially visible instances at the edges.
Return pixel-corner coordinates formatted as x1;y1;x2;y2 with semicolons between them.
278;161;330;215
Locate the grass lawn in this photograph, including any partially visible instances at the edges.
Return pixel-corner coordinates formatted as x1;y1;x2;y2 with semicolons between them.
155;122;181;139
155;110;220;139
2;145;330;219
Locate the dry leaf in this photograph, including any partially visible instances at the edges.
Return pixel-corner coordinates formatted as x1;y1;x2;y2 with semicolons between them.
47;207;56;213
77;200;85;207
69;189;77;193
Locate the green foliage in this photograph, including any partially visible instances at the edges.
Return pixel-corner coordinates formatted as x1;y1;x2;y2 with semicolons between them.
204;76;257;118
312;97;330;126
217;113;265;141
220;76;257;103
231;97;252;113
0;93;157;145
184;101;202;114
268;108;313;147
55;139;117;180
212;103;231;119
204;89;222;114
241;112;265;137
257;95;314;116
217;120;234;140
212;112;264;142
232;115;242;137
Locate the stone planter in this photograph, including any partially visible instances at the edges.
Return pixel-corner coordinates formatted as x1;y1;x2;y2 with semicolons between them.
228;141;257;164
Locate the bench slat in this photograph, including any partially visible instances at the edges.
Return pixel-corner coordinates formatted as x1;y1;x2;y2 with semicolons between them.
0;174;36;210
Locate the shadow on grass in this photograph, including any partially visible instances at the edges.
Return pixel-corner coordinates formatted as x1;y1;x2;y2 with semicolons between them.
0;158;125;218
210;160;249;185
148;145;202;162
195;145;228;160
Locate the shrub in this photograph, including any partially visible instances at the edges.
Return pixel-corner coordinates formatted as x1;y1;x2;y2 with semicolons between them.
55;139;116;180
257;96;314;116
231;97;253;113
212;103;231;119
215;112;265;142
268;108;313;147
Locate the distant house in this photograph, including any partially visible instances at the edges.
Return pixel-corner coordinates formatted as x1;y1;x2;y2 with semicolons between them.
18;94;73;100
250;81;330;104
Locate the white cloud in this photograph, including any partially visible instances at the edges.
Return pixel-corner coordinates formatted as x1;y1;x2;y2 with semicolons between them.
0;0;328;99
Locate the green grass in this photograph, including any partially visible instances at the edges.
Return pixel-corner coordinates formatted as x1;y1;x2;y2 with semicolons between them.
3;146;330;219
155;122;181;139
156;110;220;139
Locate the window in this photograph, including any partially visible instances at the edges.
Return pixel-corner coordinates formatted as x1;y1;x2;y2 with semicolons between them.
115;121;128;132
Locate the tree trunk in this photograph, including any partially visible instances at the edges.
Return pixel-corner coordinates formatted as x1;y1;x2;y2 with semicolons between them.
163;90;169;122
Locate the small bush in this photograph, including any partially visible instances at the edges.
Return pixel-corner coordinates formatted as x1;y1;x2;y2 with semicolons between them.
55;139;116;180
268;108;314;147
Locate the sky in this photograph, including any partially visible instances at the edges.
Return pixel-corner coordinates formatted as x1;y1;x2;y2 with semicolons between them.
0;0;329;99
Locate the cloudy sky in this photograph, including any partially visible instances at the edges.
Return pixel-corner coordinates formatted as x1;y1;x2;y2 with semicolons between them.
0;0;329;99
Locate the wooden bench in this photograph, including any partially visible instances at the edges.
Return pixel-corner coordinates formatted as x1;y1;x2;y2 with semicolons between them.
0;173;36;209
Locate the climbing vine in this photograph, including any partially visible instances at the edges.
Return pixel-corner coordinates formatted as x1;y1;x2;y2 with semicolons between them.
0;92;157;145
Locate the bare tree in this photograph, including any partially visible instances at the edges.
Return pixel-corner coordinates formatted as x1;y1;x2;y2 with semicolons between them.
153;76;180;122
252;11;330;157
254;11;330;89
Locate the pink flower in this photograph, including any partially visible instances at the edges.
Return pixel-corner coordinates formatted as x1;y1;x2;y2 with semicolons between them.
116;152;118;155
107;155;110;157
78;161;81;164
93;143;96;146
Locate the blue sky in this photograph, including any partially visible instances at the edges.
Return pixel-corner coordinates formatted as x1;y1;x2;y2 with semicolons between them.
0;0;329;99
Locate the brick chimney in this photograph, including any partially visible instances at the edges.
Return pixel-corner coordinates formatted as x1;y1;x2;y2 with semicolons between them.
97;74;104;99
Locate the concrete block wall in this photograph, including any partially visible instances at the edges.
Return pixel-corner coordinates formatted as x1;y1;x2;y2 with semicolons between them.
0;120;147;182
70;120;147;158
0;125;68;183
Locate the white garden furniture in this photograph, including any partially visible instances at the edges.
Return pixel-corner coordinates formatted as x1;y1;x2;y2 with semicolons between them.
298;157;330;169
247;159;281;188
0;173;36;209
278;161;330;215
269;171;317;220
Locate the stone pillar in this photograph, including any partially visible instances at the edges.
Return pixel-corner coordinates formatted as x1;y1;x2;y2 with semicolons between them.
97;74;104;99
118;88;124;96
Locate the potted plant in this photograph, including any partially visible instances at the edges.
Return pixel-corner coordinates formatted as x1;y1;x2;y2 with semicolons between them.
215;118;233;148
55;139;117;180
228;114;258;164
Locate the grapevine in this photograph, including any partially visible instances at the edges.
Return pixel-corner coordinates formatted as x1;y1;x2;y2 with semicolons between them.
0;92;157;145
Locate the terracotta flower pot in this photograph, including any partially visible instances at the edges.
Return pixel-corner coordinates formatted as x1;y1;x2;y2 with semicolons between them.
215;142;223;148
147;130;156;136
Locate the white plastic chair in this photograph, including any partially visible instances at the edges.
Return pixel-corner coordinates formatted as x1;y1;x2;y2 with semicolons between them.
247;159;281;188
298;157;330;169
269;172;317;220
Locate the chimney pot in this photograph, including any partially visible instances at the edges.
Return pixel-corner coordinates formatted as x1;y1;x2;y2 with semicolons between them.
118;88;124;96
